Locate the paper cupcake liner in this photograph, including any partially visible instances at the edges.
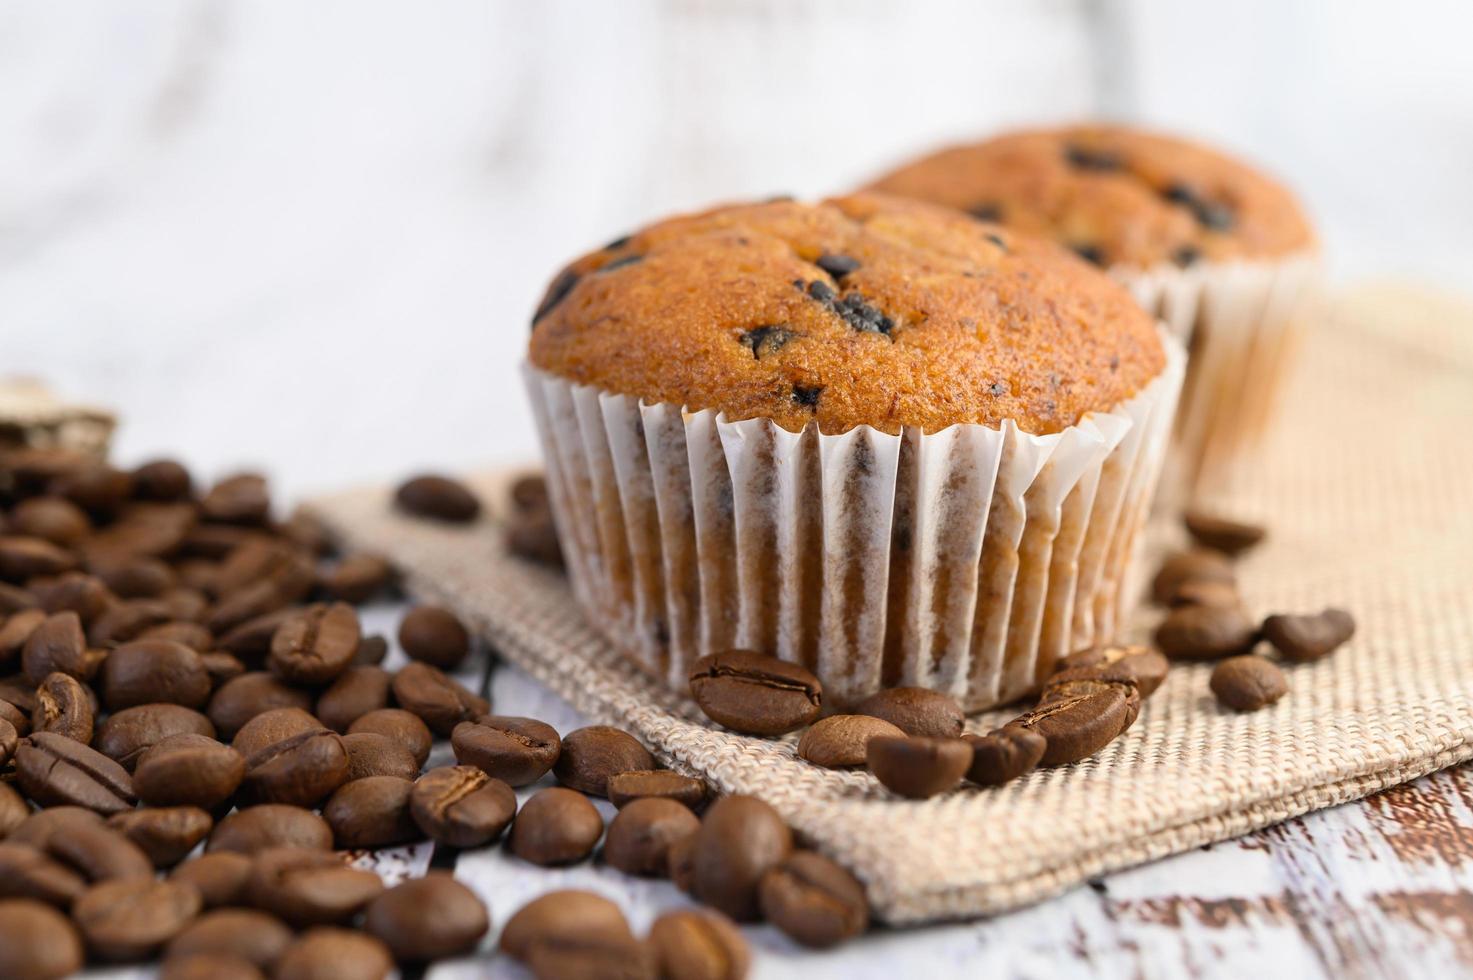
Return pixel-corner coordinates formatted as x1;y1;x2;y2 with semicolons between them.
522;331;1184;711
1113;251;1321;502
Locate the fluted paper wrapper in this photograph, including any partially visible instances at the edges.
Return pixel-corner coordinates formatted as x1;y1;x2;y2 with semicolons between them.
1114;252;1321;502
523;333;1184;711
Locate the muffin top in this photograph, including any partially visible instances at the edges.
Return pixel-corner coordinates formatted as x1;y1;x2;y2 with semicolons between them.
527;193;1164;436
861;125;1314;270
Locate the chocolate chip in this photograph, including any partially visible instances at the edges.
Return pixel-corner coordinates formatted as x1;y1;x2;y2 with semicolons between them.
1172;245;1201;267
968;203;1002;222
532;268;580;326
600;255;643;273
791;386;822;410
985;232;1008;251
1163;183;1235;231
1070;244;1106;267
815;253;860;278
1064;144;1123;171
805;280;836;305
739;325;796;360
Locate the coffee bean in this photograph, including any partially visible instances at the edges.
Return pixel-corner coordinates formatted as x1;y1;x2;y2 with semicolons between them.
131;459;193;501
409;766;517;848
107;806;213;867
1210;655;1288;711
162;907;290;973
758;850;868;948
0;582;39;615
603;797;699;877
500;889;633;962
507;511;564;567
0;608;47;665
689;650;822;736
208;580;296;636
44;819;153;881
28;572;113;626
509;786;603;865
16;731;136;813
1183;511;1266;556
0;898;85;979
554;725;655;796
390;661;488;736
232;706;322;757
322;775;421;848
320;553;393;604
1040;675;1142;732
509;473;549;511
161;952;265;980
21;610;88;683
32;670;93;741
0;694;31;739
1052;644;1170;698
798;714;906;768
353;633;388;666
398;604;470;668
348;708;433;767
854;686;965;738
246;846;385;927
242;729;350;807
96;703;216;770
207;672;313;739
268;602;360;685
0;782;26;836
10;497;91;546
207;805;333;854
0;842;87;905
0;536;77;582
169;851;253;908
965;726;1046;786
90;597;174;646
1155;604;1259;660
6;805;101;848
527;938;653;979
1262;608;1356;662
394;474;481;523
363;873;489;962
135;734;246;809
451;713;561;786
606;769;708;809
1151;549;1236;605
73;877;202;961
0;713;17;763
49;462;132;515
274;927;394;980
141;618;212;648
102;638;211;710
648;908;749;980
866;736;972;798
214;607;298;659
1169;579;1244;609
341;731;420;781
1011;686;1131;766
690;795;792;921
200;650;246;688
200;474;270;525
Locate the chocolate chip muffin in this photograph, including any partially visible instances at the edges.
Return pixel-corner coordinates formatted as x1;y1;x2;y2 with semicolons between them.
524;194;1185;710
862;126;1321;498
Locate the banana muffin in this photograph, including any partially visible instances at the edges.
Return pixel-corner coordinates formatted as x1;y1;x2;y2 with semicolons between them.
524;193;1184;710
863;126;1320;498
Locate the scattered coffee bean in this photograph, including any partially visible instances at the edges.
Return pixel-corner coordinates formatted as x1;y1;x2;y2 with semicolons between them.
1151;549;1236;605
648;908;749;980
1183;511;1266;556
554;725;655;796
268;602;360;685
1011;687;1131;766
689;650;822;736
394;474;481;523
200;473;270;525
274;927;394;980
246;846;385;928
161;951;265;980
215;608;298;660
0;841;87;905
313;666;390;733
73;877;202;962
232;706;322;757
853;686;965;738
758;850;869;948
0;898;85;980
348;708;433;767
32;670;94;741
603;797;699;877
1262;608;1356;662
15;731;136;813
690;795;792;921
207;672;313;739
94;703;214;771
168;851;253;908
21;610;89;683
500;889;633;962
92;597;176;646
507;510;564;566
363;873;489;963
11;497;91;546
0;608;47;662
323;775;421;848
1040;675;1142;732
1155;604;1259;660
606;769;708;809
866;735;972;798
102;638;211;710
44;819;153;882
341;731;420;781
242;728;350;807
165;907;293;972
320;553;392;604
509;786;604;866
798;713;906;768
1052;644;1170;698
1211;655;1289;711
526;933;652;979
409;766;517;848
207;804;333;854
131;458;193;501
0;535;77;582
135;734;246;809
353;633;389;666
107;806;213;867
6;805;102;848
0;782;26;836
1169;579;1243;609
965;726;1047;786
390;661;488;736
451;713;561;786
398;604;470;668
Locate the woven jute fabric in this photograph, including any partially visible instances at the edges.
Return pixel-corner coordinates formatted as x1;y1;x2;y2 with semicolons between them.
304;286;1473;925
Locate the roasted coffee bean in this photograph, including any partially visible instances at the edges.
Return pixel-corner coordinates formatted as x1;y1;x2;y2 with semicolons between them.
798;714;906;768
854;686;964;738
89;597;174;646
45;820;154;881
0;842;87;905
102;638;211;710
161;951;265;980
268;602;360;685
246;846;385;927
50;462;132;515
1262;608;1356;662
0;898;85;980
0;782;26;836
606;769;708;809
341;731;420;781
1012;687;1131;766
96;703;216;770
507;512;563;567
232;706;322;757
166;907;293;971
135;734;246;809
242;729;350;807
180;524;257;562
648;908;750;980
322;775;421;848
526;937;653;980
668;831;697;893
169;851;253;907
398;604;469;669
1155;604;1259;660
758;850;868;948
73;877;202;962
451;713;560;786
21;610;89;683
107;806;213;867
16;731;136;813
348;708;433;767
207;671;313;739
29;571;113;625
6;805;102;847
200;650;245;688
353;633;388;666
554;725;655;796
1184;510;1266;556
141;618;213;649
131;458;193;501
866;736;972;798
409;766;517;848
1211;655;1288;711
0;582;39;615
1053;644;1170;697
319;553;393;604
213;537;300;597
84;502;195;564
208;580;295;636
200;473;270;525
0;535;77;582
159;586;211;623
1040;675;1142;732
965;726;1047;786
689;650;822;736
1170;579;1244;609
10;497;91;546
0;713;17;764
1151;549;1236;605
510;473;550;513
274;927;395;980
510;786;603;865
394;474;481;523
690;795;792;921
315;666;391;732
390;661;488;736
603;797;699;877
32;670;93;741
0;608;47;664
0;694;31;738
363;872;488;963
214;608;298;659
501;889;634;965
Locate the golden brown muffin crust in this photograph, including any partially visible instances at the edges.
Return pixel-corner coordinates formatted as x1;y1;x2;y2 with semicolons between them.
862;125;1315;270
528;193;1165;436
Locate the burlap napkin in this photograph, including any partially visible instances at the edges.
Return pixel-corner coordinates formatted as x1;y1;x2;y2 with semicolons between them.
303;285;1473;925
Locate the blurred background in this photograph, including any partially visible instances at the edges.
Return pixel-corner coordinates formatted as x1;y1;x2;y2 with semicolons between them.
3;0;1470;500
